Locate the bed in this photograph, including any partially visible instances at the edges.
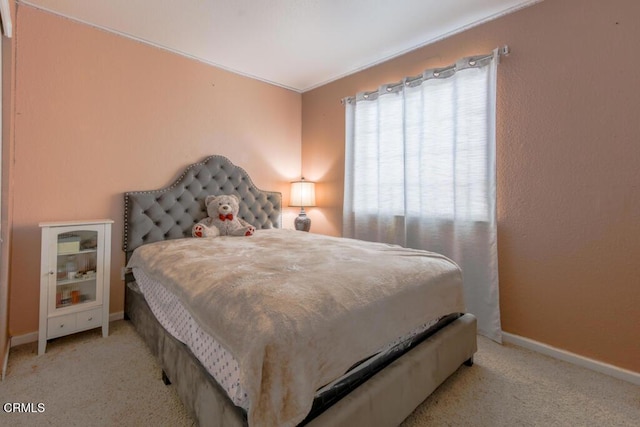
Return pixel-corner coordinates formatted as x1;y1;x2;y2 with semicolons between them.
123;154;477;427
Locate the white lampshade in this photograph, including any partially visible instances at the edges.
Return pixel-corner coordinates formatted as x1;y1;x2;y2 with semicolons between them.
289;179;316;207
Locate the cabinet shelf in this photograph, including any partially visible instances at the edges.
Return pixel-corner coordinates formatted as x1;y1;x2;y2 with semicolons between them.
39;220;113;355
56;276;96;287
55;299;98;312
58;248;98;256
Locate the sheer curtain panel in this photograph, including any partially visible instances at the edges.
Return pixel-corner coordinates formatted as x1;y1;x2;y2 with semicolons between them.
344;49;502;342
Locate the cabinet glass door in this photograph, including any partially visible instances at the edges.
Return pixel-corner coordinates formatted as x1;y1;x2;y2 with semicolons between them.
50;226;103;312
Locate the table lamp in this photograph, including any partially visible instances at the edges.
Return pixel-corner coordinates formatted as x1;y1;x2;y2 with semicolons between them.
289;178;316;232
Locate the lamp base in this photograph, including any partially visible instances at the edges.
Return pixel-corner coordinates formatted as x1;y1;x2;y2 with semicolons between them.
294;211;311;232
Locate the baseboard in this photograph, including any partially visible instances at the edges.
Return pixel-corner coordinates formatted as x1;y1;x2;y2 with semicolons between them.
9;331;38;347
502;332;640;386
10;311;125;348
109;311;125;322
2;338;9;381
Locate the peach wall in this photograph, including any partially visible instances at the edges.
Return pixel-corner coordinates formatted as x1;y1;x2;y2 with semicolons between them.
9;5;301;336
302;0;640;373
0;0;16;375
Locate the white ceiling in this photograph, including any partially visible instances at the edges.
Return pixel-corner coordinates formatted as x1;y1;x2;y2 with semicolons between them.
22;0;539;92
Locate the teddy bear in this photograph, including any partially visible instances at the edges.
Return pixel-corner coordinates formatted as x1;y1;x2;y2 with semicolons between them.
192;194;256;238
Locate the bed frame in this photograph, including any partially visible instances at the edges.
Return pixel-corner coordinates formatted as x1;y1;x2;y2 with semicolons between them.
123;154;477;427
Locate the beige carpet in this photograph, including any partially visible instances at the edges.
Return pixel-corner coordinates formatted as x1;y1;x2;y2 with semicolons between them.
1;320;638;426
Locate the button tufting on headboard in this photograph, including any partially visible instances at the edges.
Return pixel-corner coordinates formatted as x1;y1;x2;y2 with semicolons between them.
123;155;282;253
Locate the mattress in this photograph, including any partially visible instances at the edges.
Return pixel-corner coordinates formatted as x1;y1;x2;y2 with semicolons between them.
132;267;449;413
126;229;465;426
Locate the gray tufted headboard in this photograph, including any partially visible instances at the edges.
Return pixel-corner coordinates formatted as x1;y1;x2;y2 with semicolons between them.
123;155;282;254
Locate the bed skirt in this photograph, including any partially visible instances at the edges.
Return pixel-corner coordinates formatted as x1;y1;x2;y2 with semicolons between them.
125;281;477;427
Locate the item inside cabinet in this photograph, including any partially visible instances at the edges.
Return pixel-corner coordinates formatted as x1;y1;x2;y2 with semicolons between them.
58;233;80;253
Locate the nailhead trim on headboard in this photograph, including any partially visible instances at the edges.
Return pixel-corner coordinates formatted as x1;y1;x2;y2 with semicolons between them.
123;155;282;253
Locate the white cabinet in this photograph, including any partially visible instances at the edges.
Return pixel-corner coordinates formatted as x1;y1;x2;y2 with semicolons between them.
38;219;113;355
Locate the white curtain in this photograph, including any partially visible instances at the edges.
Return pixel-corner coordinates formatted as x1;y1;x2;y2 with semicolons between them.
344;49;502;342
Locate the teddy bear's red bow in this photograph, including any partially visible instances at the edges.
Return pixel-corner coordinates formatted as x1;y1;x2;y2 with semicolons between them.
219;213;234;221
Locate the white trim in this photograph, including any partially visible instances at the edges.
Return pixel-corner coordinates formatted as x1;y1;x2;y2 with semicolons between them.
0;12;3;380
109;311;124;322
9;331;37;347
1;337;9;380
0;0;12;38
502;332;640;386
10;312;125;347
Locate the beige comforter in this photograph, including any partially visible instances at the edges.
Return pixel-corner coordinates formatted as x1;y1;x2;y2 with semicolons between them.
127;229;465;427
